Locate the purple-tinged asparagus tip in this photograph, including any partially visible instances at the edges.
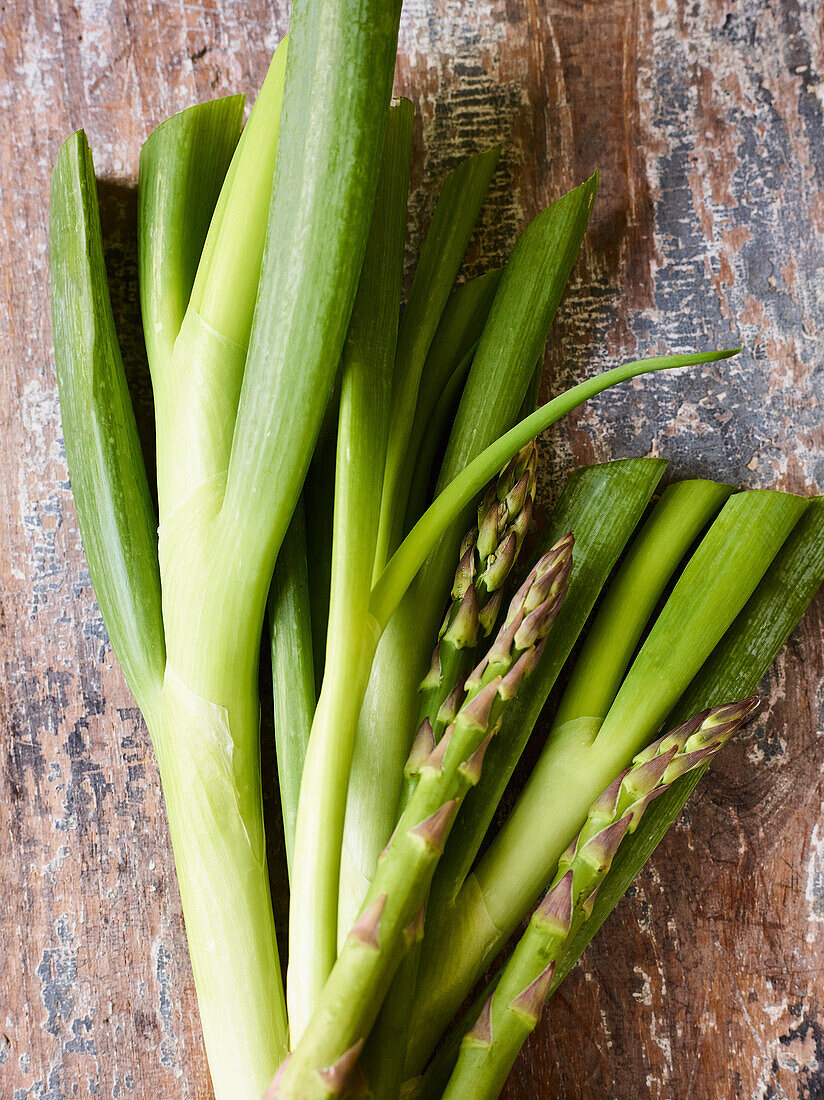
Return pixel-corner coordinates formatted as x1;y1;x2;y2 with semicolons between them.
347;894;387;951
481;530;518;592
590;771;628;822
437;678;467;730
662;744;720;783
422;722;454;772
419;644;442;694
636;712;705;763
459;729;496;786
403;903;426;946
535;870;573;937
465;994;494;1047
623;746;677;800
624;784;669;831
444;584;480;648
477;495;504;560
410;798;459;852
499;638;546;700
451;540;477;601
581;882;601;919
579;815;632;872
514;594;563;650
522;534;574;613
686;695;760;750
263;1054;291;1098
512;494;534;545
477;587;504;637
485;610;523;670
459;676;502;732
405;718;435;777
509;961;556;1024
505;470;533;519
316;1038;365;1094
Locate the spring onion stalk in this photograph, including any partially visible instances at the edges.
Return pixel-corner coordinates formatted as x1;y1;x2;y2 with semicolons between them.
288;100;414;1036
54;114;289;1096
374;147;501;571
304;391;341;688
439;699;758;1100
137;45;294;1095
338;171;599;935
404;488;806;1077
404;342;481;532
142;0;402;1087
416;269;504;420
269;496;316;877
552;478;734;728
272;544;572;1098
141;45;286;519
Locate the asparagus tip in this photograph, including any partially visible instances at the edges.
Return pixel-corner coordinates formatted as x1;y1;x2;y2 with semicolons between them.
347;893;387;951
466;994;494;1047
460;675;503;731
410;798;459;852
458;728;496;786
535;869;573;937
509;960;556;1024
405;718;436;777
317;1038;364;1095
580;815;632;873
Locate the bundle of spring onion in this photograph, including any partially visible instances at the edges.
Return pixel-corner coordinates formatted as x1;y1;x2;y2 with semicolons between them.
48;3;824;1098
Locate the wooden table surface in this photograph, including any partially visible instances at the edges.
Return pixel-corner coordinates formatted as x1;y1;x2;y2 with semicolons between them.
2;1;824;1097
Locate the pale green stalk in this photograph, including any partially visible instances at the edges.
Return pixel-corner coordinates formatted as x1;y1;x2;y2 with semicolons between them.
405;488;807;1076
288;100;413;1037
138;65;291;1094
139;0;403;1085
269;495;316;877
552;478;733;728
54;116;289;1098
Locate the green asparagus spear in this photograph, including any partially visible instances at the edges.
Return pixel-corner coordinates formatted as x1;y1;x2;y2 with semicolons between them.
364;464;550;1098
441;698;758;1100
268;538;573;1099
407;441;538;786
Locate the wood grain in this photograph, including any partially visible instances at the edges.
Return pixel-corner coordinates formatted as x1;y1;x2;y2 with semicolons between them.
1;0;823;1097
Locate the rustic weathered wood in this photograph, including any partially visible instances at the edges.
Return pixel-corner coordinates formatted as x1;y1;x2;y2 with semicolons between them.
1;1;823;1097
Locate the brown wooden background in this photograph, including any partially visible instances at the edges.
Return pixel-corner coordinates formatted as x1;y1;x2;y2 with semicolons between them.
2;1;823;1097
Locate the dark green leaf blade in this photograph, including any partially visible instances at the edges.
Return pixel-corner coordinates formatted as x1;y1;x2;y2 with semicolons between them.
50;131;165;722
